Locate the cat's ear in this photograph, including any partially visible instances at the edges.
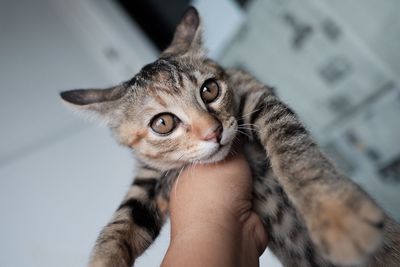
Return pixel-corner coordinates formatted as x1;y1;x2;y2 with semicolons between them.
161;6;204;57
60;85;127;123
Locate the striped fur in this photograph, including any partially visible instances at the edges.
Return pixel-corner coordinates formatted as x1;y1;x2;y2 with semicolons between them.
228;69;400;267
61;7;400;267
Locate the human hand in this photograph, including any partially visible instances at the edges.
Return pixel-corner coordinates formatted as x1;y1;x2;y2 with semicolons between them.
162;153;268;267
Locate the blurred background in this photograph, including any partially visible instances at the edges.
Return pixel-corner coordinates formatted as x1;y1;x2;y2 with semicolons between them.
0;0;399;266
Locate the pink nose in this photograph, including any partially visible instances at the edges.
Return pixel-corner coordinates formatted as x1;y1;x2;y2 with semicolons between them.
203;125;222;143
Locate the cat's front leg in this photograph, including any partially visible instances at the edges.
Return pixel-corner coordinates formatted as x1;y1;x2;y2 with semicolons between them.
230;69;385;266
89;164;169;267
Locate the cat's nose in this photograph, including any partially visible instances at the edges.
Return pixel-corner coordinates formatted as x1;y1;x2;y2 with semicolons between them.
203;125;222;143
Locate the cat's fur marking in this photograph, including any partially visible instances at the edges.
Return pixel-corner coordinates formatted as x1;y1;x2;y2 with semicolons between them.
61;6;400;267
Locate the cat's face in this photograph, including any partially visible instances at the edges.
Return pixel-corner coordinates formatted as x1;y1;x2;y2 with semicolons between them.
120;57;237;169
61;7;238;170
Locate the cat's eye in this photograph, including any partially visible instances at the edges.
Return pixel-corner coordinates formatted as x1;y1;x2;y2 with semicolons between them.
200;79;220;104
150;113;177;135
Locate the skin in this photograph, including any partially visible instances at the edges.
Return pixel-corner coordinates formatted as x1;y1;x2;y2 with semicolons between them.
161;153;268;267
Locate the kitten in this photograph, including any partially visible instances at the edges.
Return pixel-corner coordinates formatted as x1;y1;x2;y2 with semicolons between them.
61;7;400;267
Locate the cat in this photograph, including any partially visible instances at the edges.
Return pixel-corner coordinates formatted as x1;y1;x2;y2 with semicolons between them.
60;6;400;267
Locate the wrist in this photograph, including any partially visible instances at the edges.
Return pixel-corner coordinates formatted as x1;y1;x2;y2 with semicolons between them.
186;212;267;257
164;216;266;267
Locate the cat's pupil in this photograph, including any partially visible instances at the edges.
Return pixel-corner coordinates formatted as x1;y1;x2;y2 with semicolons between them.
202;87;212;98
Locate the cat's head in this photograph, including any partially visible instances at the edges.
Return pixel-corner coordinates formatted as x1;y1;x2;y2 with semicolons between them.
60;7;238;170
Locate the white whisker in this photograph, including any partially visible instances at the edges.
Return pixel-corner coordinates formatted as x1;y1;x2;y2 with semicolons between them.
235;129;251;139
173;166;185;200
239;108;261;119
237;126;253;131
239;123;260;129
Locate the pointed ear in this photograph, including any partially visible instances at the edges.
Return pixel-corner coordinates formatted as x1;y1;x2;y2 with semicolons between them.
60;85;127;123
161;6;204;57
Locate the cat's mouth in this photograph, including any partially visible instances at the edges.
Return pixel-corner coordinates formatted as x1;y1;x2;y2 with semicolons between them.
198;142;231;163
197;122;237;163
190;121;237;164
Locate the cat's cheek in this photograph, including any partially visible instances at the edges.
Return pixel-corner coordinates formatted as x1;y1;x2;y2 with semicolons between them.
217;145;231;161
114;124;148;148
220;125;237;146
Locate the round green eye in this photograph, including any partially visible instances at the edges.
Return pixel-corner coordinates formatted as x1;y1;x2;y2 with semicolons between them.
150;113;176;134
200;79;219;104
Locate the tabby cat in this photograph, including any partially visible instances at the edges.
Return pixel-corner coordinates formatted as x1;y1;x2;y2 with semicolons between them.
61;7;400;267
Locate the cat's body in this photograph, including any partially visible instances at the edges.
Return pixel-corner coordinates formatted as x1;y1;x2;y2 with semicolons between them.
61;7;400;267
223;69;400;267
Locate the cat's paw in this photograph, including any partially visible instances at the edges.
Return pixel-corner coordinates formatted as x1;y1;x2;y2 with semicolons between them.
311;195;384;266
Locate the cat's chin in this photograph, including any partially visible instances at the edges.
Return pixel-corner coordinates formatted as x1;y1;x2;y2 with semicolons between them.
197;143;232;164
